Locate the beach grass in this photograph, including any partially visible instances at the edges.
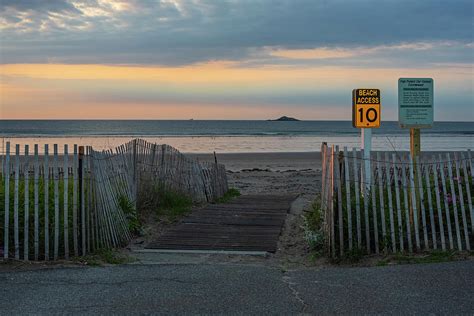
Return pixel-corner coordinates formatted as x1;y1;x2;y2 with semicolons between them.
214;188;241;203
0;174;83;257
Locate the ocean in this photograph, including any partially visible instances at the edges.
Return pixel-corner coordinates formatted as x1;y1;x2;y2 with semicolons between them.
1;120;473;153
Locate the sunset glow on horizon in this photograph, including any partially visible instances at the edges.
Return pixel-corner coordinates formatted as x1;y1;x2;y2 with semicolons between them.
0;0;472;120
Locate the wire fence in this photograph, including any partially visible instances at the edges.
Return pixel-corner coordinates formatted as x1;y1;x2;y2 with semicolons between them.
1;139;228;261
321;142;473;257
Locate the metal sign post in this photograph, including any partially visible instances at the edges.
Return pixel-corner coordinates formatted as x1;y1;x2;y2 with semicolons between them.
353;89;381;191
361;128;372;192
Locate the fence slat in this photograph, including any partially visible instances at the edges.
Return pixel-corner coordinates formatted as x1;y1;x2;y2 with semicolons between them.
385;152;398;252
44;144;49;260
4;142;10;259
361;149;370;253
423;161;437;249
335;146;344;256
415;156;429;249
376;152;386;249
63;144;69;259
446;153;463;250
330;145;335;257
460;152;473;234
439;154;454;250
321;144;327;214
454;153;470;251
390;154;399;252
409;155;421;251
73;145;78;256
352;148;362;249
80;146;86;256
53;144;60;260
371;159;379;254
24;145;30;260
343;147;352;250
401;160;413;253
14;144;20;259
431;157;446;250
34;144;39;260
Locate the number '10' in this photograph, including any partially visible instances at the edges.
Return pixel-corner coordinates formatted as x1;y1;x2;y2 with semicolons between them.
358;107;378;123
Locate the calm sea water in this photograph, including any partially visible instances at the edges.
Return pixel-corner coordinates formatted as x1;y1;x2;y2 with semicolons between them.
1;120;473;153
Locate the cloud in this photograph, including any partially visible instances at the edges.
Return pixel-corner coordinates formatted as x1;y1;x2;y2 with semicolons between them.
0;0;472;67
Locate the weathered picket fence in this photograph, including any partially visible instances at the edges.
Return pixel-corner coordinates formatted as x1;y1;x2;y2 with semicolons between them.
321;143;473;257
1;139;228;261
130;139;228;204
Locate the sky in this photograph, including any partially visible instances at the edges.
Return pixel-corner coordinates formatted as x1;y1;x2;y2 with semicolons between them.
0;0;473;120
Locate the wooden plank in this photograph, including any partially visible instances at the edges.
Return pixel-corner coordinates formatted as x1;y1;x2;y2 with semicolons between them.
460;152;473;235
415;156;429;249
401;159;413;253
431;157;446;250
376;152;386;249
53;144;60;260
446;153;462;250
63;144;69;259
409;155;421;250
335;146;344;256
454;153;470;251
147;195;293;253
343;147;353;250
391;154;402;252
385;152;398;252
424;161;437;250
34;144;39;260
439;154;454;249
44;144;49;260
353;148;362;249
24;145;29;260
14;144;20;260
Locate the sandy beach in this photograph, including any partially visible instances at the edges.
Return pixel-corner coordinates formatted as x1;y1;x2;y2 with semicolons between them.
191;152;321;197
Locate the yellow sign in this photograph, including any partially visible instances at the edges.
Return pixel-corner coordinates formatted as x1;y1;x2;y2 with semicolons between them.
352;89;381;128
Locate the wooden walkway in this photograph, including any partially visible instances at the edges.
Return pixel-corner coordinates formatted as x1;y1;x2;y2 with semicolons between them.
146;195;296;252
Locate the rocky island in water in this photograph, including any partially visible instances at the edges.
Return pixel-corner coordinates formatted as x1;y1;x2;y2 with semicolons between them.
268;116;300;121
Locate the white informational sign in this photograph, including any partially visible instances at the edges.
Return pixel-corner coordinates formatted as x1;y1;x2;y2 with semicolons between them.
398;78;434;128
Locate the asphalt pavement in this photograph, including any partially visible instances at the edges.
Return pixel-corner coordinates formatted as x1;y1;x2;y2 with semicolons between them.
1;260;473;314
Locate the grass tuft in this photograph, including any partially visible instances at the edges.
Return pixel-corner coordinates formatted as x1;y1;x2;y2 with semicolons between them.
118;195;141;234
154;187;193;221
74;248;133;266
214;188;241;203
303;198;325;251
